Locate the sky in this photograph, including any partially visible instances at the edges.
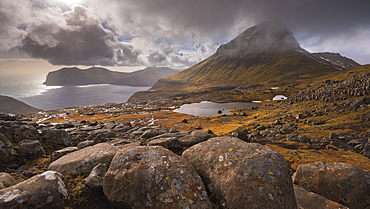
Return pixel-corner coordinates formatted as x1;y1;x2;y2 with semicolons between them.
0;0;370;71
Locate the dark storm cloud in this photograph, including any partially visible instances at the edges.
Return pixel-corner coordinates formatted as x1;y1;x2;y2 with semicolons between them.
17;4;141;66
1;0;370;66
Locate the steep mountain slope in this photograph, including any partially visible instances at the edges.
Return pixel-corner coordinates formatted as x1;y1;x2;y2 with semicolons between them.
43;67;178;87
0;95;41;114
150;21;358;91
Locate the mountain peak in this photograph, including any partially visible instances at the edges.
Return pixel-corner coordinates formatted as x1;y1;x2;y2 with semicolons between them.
217;21;301;56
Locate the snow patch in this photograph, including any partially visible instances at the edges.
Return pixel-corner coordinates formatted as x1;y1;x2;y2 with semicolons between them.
273;95;288;101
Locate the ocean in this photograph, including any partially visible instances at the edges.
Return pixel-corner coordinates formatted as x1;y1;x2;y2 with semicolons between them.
0;73;149;111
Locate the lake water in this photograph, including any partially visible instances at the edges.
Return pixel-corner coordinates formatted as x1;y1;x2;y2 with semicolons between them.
0;74;149;110
174;101;260;117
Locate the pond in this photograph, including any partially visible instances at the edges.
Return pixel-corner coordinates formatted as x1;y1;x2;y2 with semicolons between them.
174;101;260;117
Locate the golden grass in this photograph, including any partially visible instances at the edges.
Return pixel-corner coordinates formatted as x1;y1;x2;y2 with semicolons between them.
266;142;370;171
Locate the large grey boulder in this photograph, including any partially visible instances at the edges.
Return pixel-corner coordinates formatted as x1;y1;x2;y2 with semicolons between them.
10;124;40;143
48;142;138;175
0;171;69;208
41;129;71;146
293;161;370;209
182;137;296;209
103;146;212;209
18;140;45;157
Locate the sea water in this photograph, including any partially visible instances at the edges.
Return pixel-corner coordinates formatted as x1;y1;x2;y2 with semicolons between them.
0;74;149;110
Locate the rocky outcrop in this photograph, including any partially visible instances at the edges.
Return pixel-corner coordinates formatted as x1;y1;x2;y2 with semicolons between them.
103;146;212;209
182;137;297;208
287;72;370;105
0;171;69;208
293;161;370;209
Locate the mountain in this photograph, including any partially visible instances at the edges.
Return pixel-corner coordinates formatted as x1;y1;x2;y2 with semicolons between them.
0;95;41;114
149;21;359;91
43;67;178;87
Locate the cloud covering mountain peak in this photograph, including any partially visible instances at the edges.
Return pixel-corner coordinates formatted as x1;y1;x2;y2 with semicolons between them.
1;0;370;67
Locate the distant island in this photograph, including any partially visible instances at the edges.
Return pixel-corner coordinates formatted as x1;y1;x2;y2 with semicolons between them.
0;95;41;114
43;67;179;86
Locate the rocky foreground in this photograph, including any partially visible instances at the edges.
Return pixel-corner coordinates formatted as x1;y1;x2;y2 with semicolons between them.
0;109;369;208
1;67;370;208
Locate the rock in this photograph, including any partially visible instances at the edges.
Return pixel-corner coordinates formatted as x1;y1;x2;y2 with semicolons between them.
181;119;189;123
293;185;349;209
0;133;17;163
256;125;267;131
306;119;324;126
297;135;310;143
169;128;180;133
0;171;69;208
49;143;134;175
103;146;212;209
114;123;133;132
182;137;296;208
0;173;17;189
141;128;166;139
92;132;116;144
18;140;45;157
147;131;213;154
41;129;71;146
147;137;181;150
11;125;40;143
293;161;370;209
329;133;339;140
77;140;95;149
85;163;108;189
178;131;213;147
51;147;79;160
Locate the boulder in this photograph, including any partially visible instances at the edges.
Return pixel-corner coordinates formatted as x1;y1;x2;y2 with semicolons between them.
77;140;95;149
18;140;45;157
92;132;116;144
0;173;17;189
103;146;212;209
0;171;69;208
41;129;71;146
178;131;213;147
48;143;137;175
293;161;370;209
182;137;296;209
51;147;79;160
294;185;349;209
147;131;213;153
85;163;108;189
10;125;40;143
0;133;17;163
140;128;166;139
